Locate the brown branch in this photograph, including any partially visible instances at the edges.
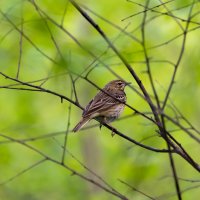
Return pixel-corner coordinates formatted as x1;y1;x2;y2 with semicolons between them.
122;0;174;21
103;123;171;153
61;82;73;163
16;11;23;79
164;114;200;143
118;179;156;200
162;1;195;110
29;0;143;100
0;133;128;200
54;139;126;198
80;3;141;44
0;72;169;153
0;71;82;109
0;159;47;185
0;9;58;65
141;0;161;112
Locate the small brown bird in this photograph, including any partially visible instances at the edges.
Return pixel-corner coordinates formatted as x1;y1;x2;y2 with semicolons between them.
73;80;130;132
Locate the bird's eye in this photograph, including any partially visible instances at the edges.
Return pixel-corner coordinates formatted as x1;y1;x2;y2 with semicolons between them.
117;82;122;86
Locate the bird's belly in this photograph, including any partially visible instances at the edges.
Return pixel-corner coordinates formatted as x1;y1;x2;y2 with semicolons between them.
100;104;125;123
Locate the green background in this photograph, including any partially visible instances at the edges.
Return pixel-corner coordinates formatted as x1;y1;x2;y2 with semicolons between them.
0;0;200;199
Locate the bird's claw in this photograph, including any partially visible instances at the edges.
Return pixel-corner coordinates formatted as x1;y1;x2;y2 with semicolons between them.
99;123;102;130
111;128;116;137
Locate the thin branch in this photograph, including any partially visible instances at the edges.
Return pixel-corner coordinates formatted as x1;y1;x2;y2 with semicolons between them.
61;80;73;163
0;71;82;109
103;123;171;153
80;4;141;44
0;159;47;185
0;133;128;200
162;1;195;110
0;9;58;65
122;0;174;21
170;102;200;136
167;142;182;200
141;0;161;113
118;179;156;200
29;0;143;99
60;0;69;27
164;114;200;143
158;0;184;31
16;6;23;79
0;72;170;153
53;139;126;198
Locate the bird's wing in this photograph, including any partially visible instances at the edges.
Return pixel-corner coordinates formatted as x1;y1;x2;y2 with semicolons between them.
82;91;121;118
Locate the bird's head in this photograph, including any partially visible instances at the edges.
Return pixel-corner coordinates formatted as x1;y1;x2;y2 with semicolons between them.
105;80;131;91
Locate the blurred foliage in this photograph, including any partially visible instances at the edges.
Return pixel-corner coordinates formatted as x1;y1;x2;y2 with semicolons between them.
0;0;200;200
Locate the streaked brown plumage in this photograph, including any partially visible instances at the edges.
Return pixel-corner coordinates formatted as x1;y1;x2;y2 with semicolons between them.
73;80;130;132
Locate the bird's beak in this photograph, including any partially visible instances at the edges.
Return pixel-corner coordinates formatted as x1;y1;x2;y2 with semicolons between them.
125;82;131;86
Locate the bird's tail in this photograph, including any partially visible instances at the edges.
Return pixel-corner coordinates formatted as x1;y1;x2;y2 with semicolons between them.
73;118;90;132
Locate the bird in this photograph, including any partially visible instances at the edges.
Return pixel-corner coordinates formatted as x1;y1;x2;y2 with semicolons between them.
73;80;130;132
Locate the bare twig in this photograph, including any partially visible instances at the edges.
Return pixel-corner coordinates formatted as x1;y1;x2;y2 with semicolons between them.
162;1;195;110
118;179;156;200
0;133;128;200
61;79;73;163
0;10;58;64
0;72;169;153
67;0;200;174
0;159;47;185
16;5;23;79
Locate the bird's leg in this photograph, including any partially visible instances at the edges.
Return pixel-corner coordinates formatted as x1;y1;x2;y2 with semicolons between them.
97;117;116;136
99;116;106;130
111;127;117;137
99;123;102;130
98;116;105;130
111;130;115;137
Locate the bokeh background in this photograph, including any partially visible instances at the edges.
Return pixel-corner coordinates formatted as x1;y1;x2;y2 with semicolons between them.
0;0;200;199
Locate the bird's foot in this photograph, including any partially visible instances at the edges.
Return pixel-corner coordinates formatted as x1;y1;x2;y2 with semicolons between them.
99;123;102;130
111;127;116;137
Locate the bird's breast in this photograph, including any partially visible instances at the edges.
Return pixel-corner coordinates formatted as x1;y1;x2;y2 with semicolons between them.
100;104;125;123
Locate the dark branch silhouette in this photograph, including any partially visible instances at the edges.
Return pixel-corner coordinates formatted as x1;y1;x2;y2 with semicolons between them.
0;0;199;199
